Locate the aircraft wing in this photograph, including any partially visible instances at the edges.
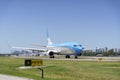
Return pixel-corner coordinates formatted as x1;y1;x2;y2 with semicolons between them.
11;46;47;52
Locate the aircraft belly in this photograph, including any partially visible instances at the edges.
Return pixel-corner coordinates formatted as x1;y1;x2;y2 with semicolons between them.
59;47;74;54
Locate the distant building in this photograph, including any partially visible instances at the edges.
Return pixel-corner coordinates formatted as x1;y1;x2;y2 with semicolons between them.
96;47;108;53
118;49;120;52
104;47;108;52
96;47;99;53
114;48;118;52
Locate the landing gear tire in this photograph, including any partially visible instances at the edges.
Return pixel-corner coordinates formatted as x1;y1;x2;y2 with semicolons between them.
50;55;55;58
66;55;70;58
53;56;55;58
75;56;78;59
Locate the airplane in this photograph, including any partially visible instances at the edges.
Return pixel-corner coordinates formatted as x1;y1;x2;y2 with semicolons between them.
12;31;84;59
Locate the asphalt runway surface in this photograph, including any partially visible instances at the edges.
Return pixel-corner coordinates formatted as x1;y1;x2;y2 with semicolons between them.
13;56;120;62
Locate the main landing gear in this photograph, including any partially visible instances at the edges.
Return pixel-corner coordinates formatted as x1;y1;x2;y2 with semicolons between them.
66;55;78;59
75;56;78;59
65;55;70;58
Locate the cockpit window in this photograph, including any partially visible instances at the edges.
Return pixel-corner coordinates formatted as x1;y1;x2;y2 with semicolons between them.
74;45;82;47
74;45;77;47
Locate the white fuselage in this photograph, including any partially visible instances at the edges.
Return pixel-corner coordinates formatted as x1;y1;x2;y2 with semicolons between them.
47;46;74;55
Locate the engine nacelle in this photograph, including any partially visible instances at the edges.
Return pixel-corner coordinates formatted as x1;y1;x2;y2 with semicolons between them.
49;51;54;56
47;49;60;55
47;50;55;58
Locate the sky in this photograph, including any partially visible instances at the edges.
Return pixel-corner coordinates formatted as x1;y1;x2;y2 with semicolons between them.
0;0;120;53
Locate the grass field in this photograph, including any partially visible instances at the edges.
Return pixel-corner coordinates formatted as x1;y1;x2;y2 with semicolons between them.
0;57;120;80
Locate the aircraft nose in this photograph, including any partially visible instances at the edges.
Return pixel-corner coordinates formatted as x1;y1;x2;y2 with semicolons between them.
80;45;84;50
80;46;84;50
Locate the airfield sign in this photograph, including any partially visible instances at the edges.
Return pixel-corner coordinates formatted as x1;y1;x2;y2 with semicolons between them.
32;60;43;66
25;59;43;66
24;59;44;78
